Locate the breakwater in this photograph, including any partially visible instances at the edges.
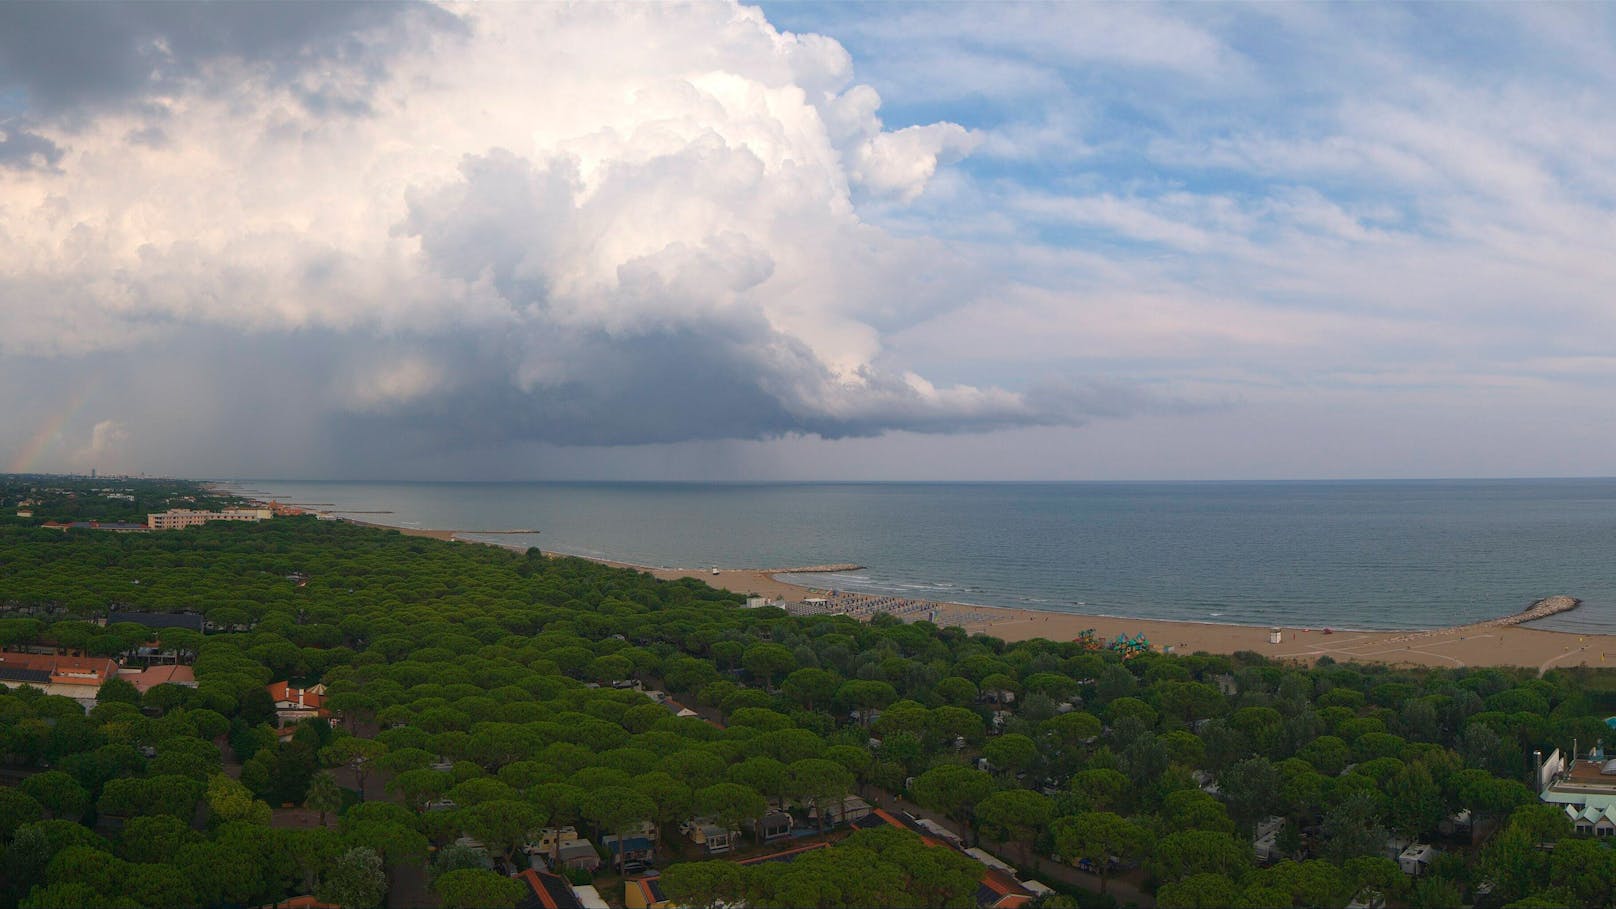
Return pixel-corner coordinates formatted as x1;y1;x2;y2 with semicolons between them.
1378;595;1582;645
1504;594;1582;626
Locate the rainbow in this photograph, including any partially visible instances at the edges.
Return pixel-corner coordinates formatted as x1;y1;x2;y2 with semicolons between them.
6;377;97;474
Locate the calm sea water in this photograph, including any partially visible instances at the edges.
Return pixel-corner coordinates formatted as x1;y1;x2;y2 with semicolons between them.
223;479;1616;633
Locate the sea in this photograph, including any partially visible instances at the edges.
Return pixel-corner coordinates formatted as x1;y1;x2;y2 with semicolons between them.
221;479;1616;634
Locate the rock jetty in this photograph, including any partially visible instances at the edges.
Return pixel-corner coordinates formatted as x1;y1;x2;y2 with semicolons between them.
1380;594;1581;645
1498;594;1581;626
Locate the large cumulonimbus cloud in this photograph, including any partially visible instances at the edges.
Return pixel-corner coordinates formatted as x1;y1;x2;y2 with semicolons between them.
0;1;1114;463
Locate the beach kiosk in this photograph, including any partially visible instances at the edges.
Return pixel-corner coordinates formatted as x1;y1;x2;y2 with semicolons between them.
1269;628;1282;645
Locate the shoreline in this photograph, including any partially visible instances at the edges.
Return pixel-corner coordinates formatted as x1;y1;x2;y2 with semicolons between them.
291;506;1616;671
488;538;1616;671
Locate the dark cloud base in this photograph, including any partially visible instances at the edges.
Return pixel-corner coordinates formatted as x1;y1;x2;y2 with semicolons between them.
0;326;1171;478
0;1;459;118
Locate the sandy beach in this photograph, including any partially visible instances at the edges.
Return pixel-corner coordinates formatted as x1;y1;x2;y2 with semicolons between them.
595;559;1615;672
336;515;1616;672
559;554;1616;672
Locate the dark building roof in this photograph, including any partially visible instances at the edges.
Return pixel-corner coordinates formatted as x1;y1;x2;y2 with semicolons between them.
517;869;583;909
755;812;794;835
853;807;944;844
0;666;51;684
977;872;1035;909
108;611;205;631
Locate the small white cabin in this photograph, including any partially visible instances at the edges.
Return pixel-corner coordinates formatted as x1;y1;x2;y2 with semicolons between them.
1398;843;1437;876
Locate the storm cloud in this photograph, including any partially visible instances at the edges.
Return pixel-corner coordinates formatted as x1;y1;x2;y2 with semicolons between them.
0;1;1128;474
12;3;1610;481
0;2;452;116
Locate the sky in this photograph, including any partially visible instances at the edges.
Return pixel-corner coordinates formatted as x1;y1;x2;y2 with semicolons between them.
2;2;1614;481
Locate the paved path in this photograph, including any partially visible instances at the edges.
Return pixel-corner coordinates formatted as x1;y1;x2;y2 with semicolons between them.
1540;645;1589;676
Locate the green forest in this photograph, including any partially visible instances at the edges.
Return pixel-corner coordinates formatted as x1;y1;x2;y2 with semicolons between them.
2;479;1615;909
0;477;243;526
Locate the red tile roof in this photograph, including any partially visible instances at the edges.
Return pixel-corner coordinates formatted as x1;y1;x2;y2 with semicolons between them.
628;876;666;906
979;871;1034;908
262;897;340;909
0;652;118;687
126;664;195;692
850;808;1035;909
267;681;326;710
518;869;584;909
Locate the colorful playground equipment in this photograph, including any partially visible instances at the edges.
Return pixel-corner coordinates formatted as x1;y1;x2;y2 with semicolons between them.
1074;629;1102;651
1109;632;1152;660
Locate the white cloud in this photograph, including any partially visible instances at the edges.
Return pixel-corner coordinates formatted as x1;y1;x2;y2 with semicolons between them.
71;419;129;471
7;1;1616;479
0;0;1140;456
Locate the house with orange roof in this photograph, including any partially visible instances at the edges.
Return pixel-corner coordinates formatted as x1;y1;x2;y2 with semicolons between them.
624;874;673;909
516;868;585;909
851;808;1039;909
121;663;197;693
268;681;330;726
258;896;340;909
0;652;119;706
977;872;1036;909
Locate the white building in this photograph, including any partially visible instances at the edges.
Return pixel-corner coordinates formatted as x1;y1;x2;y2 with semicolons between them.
1398;843;1437;876
1253;817;1286;864
1537;746;1616;836
147;508;272;530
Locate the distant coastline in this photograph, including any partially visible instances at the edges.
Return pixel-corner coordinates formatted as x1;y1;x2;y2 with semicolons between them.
307;508;1616;672
223;478;1616;668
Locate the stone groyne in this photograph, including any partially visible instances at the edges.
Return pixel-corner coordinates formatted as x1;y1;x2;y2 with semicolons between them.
1380;594;1582;644
1498;594;1581;626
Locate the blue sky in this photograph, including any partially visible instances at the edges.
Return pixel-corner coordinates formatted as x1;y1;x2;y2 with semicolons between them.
1;3;1614;480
